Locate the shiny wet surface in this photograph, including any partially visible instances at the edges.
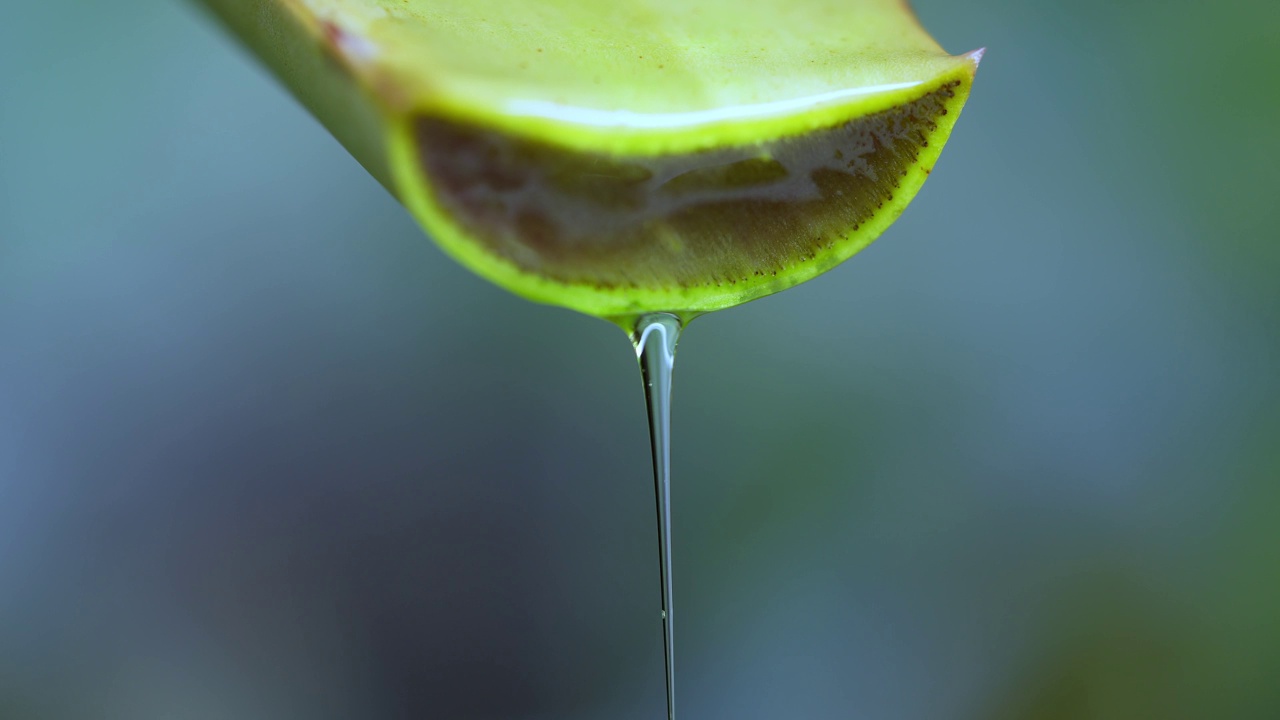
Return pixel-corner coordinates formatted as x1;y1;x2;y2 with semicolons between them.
416;82;962;290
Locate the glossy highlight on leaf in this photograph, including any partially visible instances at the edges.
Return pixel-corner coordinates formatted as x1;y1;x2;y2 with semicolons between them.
197;0;982;320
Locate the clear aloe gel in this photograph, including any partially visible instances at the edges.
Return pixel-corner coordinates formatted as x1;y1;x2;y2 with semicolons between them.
632;312;682;719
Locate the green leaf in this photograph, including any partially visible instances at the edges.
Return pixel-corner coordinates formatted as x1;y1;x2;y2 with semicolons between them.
198;0;981;320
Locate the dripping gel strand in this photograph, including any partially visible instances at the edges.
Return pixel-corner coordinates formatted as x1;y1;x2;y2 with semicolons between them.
634;312;681;720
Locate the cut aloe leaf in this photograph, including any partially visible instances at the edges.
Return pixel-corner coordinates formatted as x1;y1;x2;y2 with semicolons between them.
197;0;981;320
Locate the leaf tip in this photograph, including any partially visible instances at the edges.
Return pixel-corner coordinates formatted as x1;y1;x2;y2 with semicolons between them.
965;47;987;70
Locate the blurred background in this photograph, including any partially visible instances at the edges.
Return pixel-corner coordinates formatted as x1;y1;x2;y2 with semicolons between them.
2;0;1278;718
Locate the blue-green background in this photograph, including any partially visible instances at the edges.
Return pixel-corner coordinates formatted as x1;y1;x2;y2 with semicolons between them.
3;1;1278;718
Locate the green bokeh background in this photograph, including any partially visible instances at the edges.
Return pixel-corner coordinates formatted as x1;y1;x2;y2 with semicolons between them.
2;1;1277;718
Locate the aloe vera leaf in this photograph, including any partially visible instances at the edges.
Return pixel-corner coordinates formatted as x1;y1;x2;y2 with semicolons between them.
197;0;981;319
